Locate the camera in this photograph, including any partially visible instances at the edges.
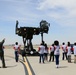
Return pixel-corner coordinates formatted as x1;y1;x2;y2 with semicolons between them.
15;20;50;56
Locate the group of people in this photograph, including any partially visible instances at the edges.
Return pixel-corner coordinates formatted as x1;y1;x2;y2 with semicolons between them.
1;38;76;68
13;42;26;62
62;41;76;63
38;40;60;68
0;38;21;68
38;40;76;68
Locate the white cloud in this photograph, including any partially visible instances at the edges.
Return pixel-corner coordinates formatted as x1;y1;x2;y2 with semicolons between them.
37;0;76;27
0;0;76;27
38;0;76;10
37;0;76;17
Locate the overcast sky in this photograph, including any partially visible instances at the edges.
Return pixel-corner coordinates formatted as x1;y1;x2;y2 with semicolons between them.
0;0;76;45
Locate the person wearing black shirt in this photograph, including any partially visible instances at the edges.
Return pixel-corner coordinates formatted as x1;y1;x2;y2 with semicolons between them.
0;38;6;68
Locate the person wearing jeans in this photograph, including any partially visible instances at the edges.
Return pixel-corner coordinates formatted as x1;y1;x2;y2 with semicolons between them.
38;43;45;63
13;42;20;62
54;40;60;68
55;55;59;66
62;42;67;60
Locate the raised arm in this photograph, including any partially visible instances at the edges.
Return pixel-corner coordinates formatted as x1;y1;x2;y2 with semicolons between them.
1;38;5;45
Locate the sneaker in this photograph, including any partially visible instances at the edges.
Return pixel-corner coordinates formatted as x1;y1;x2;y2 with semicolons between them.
56;65;59;68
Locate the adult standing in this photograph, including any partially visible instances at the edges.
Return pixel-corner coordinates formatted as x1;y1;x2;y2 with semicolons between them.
49;44;54;62
62;42;67;60
0;38;6;68
54;40;60;68
73;42;76;63
66;42;71;63
44;43;48;61
13;42;20;62
38;43;45;63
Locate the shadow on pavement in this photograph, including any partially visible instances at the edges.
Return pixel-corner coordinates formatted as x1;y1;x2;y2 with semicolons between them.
6;65;17;68
58;66;68;68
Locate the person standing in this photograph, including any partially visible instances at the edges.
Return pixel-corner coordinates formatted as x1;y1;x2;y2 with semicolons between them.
54;40;60;68
0;38;6;68
73;42;76;63
62;42;67;60
49;44;54;62
13;42;20;62
38;43;45;63
44;43;48;61
66;42;71;63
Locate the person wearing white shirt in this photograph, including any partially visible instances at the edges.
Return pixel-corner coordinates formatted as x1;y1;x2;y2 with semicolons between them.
13;42;20;62
67;42;71;63
54;40;60;68
49;44;54;62
73;42;76;63
62;42;67;60
44;43;48;61
38;43;45;63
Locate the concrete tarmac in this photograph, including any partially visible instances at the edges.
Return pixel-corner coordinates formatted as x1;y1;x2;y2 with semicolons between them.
0;49;76;75
0;49;25;75
27;55;76;75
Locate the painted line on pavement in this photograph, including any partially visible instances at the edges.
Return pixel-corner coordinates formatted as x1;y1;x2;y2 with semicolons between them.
23;57;32;75
23;57;35;75
5;55;35;75
24;57;35;75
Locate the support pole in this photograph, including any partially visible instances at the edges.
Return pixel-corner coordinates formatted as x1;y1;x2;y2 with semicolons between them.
41;32;43;43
